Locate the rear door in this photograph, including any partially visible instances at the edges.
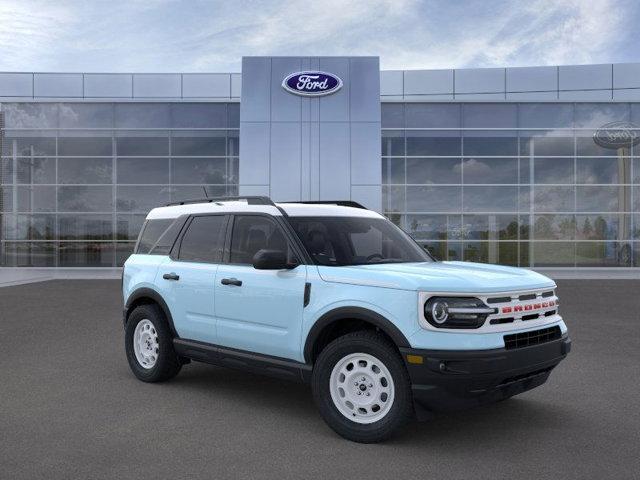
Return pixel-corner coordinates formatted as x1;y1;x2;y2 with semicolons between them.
160;214;229;344
214;214;307;360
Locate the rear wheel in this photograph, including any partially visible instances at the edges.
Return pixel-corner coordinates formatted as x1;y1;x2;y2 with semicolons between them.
312;331;413;443
125;304;182;382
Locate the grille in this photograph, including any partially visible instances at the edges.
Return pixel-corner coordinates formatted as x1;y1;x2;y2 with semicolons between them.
504;326;562;350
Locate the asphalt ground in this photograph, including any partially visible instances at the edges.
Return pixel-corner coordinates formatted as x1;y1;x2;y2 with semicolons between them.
1;279;639;479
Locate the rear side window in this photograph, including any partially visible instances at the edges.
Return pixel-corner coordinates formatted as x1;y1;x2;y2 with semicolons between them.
178;215;227;263
136;219;174;254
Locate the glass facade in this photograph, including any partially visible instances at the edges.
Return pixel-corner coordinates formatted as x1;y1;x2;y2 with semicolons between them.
382;103;640;267
1;99;638;269
0;102;239;267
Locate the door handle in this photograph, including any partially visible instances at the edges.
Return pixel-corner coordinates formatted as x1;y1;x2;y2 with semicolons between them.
221;277;242;287
163;273;180;281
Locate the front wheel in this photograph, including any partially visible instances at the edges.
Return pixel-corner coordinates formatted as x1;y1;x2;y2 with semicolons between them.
311;331;413;443
125;304;182;382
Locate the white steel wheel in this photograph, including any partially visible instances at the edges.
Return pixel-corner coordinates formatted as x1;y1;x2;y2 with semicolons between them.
329;352;395;424
133;319;159;369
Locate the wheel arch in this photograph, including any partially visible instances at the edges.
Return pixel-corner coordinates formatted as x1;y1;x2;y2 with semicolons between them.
304;307;411;364
124;287;178;338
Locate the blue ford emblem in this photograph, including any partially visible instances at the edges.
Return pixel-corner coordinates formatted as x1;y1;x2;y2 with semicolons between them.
282;71;343;97
593;121;640;149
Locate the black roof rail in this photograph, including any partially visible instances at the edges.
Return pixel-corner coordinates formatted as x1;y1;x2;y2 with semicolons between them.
166;196;276;207
281;200;368;210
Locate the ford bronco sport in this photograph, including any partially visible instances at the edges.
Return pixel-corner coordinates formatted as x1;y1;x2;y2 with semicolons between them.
122;196;570;443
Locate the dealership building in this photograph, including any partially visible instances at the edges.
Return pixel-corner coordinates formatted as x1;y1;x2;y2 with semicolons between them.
0;56;639;273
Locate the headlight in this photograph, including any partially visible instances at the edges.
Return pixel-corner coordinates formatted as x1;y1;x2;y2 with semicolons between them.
424;297;494;329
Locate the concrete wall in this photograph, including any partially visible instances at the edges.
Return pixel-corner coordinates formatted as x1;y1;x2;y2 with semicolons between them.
239;56;381;210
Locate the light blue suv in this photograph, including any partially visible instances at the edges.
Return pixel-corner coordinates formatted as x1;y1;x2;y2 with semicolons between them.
122;196;570;442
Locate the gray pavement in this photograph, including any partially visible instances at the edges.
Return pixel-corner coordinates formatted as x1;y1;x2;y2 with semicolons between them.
0;279;639;479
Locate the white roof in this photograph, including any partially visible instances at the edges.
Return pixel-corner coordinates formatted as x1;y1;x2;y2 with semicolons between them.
145;200;382;220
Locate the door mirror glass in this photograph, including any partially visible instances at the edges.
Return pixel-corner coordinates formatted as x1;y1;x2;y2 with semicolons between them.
252;249;296;270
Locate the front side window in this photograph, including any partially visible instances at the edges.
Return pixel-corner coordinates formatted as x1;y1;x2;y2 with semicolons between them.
229;215;294;265
289;216;432;266
178;215;227;263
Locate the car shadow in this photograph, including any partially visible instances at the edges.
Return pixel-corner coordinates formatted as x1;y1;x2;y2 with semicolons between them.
156;362;578;445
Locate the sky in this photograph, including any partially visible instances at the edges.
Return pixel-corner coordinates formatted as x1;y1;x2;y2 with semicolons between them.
0;0;638;73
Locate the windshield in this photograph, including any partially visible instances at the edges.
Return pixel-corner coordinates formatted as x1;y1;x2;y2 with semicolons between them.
288;216;432;266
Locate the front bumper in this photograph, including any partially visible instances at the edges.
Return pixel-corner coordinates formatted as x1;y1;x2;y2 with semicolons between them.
400;334;571;418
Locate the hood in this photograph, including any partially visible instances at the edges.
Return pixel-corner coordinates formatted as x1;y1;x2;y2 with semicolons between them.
317;261;555;293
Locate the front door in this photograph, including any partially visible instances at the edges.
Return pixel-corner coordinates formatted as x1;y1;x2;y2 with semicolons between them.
214;215;307;360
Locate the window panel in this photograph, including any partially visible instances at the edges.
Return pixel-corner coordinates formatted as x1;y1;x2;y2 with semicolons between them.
116;158;169;184
9;136;56;156
406;158;461;184
2;103;58;128
381;103;404;128
382;186;405;213
519;134;574;157
381;130;404;156
633;158;640;184
1;158;12;184
534;157;574;184
518;104;574;129
533;215;576;240
114;104;170;128
59;103;113;128
461;215;519;240
17;185;56;212
406;131;461;156
116;186;170;213
170;185;228;203
462;157;517;184
170;103;227;128
576;135;626;156
171;134;226;156
58;242;114;267
463;136;518;156
1;186;13;211
11;214;55;240
406;104;460;128
407;186;462;213
576;157;628;184
58;137;113;156
463;104;516;128
576;242;632;267
574;103;630;128
382;158;405;184
58;158;112;184
532;242;575;267
116;214;147;240
171;158;227;184
575;214;629;241
419;241;462;261
227;131;239;157
406;214;462;241
2;242;56;267
463;186;518;213
463;241;518;266
58;186;113;212
16;157;56;184
58;214;113;240
228;103;240;127
534;186;575;212
576;186;627;212
116;136;169;156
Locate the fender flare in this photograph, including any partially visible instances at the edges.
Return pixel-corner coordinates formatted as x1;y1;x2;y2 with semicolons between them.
124;287;178;338
303;307;411;363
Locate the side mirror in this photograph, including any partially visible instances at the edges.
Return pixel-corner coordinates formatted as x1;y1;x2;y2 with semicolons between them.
252;249;297;270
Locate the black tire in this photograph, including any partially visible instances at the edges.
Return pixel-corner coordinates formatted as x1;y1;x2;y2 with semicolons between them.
311;331;413;443
125;303;182;383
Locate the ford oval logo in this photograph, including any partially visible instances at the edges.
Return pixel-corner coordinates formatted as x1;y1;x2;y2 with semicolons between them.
282;71;343;97
593;121;640;149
